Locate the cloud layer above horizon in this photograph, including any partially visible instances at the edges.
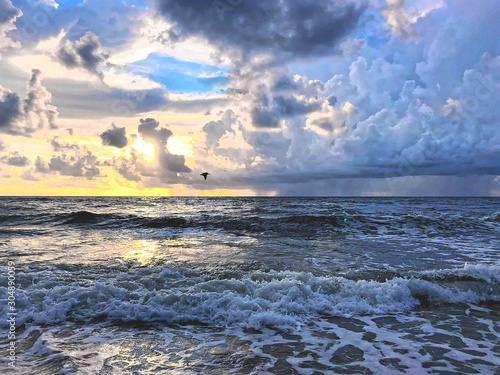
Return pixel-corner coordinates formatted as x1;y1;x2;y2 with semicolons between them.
0;0;499;196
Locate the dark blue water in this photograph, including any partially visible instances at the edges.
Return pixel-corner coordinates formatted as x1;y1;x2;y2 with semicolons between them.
1;197;499;374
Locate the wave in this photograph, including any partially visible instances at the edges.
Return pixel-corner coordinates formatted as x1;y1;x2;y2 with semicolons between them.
58;211;117;224
2;208;498;237
482;211;500;223
1;264;498;331
0;214;23;223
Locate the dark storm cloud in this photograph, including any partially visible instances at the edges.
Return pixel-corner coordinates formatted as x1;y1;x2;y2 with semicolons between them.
251;96;321;128
250;108;280;128
0;152;30;167
0;87;21;130
156;0;366;59
273;75;299;92
99;124;128;149
56;32;108;78
273;96;321;116
237;175;500;197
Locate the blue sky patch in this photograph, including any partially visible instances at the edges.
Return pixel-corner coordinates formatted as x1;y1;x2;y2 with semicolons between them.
129;53;232;93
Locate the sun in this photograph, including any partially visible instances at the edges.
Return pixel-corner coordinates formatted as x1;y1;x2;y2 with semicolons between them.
167;136;193;156
131;136;155;163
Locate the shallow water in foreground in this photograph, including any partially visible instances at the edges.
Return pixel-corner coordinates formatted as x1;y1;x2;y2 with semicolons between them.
0;197;499;374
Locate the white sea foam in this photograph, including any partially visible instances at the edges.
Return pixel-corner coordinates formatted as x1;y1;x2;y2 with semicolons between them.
1;264;498;331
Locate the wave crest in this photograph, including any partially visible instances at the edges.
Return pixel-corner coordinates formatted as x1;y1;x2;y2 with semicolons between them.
1;265;498;331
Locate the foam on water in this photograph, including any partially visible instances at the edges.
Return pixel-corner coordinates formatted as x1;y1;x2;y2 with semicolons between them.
2;264;498;332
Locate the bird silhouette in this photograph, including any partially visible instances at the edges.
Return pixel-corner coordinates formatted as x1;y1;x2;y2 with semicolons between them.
200;172;210;180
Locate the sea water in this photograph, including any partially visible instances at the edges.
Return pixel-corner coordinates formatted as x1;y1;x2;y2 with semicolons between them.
0;197;499;374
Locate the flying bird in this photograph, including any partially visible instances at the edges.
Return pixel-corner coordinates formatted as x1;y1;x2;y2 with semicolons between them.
200;172;210;180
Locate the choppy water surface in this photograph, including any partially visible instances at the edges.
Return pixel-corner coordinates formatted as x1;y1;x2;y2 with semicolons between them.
0;197;499;374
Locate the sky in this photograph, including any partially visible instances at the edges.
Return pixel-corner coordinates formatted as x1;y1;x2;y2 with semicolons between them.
0;0;499;196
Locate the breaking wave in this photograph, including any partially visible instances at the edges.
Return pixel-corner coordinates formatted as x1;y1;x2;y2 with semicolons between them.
1;264;498;331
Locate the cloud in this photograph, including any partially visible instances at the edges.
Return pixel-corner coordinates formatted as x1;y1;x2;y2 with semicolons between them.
159;152;191;173
35;155;49;173
45;81;169;119
196;46;500;195
381;0;414;37
46;152;101;179
9;0;139;48
192;0;499;196
0;151;30;167
138;117;172;145
23;69;59;130
226;68;327;129
202;109;236;149
328;96;338;106
156;0;366;60
50;136;80;152
112;117;192;183
56;32;108;78
29;75;223;119
100;124;128;148
251;95;322;128
246;130;291;162
0;86;22;130
250;108;280;128
137;118;192;174
0;0;22;55
1;0;498;196
117;154;142;182
0;68;61;136
20;169;38;181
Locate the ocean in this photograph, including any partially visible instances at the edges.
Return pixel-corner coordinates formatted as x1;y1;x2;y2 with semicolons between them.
0;197;499;374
